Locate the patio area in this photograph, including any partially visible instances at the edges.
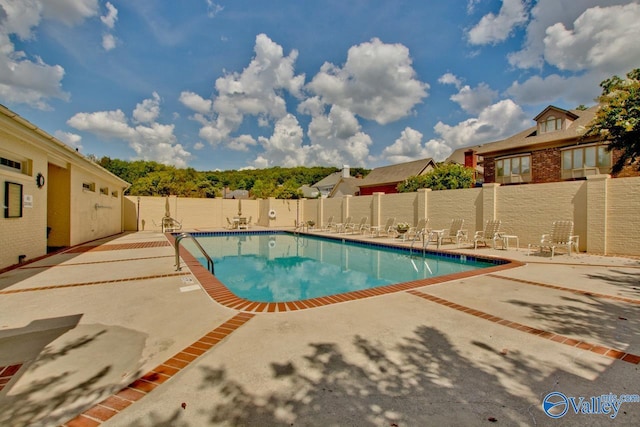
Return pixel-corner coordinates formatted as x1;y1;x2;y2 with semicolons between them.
0;230;638;426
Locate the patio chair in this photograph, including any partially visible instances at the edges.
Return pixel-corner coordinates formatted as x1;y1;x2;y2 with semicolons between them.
335;216;352;233
473;219;502;249
370;217;396;238
437;218;467;246
345;216;369;234
406;218;430;242
226;217;235;229
321;216;335;231
530;220;578;259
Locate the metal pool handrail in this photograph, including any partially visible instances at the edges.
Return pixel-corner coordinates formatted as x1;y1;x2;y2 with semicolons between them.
175;232;214;274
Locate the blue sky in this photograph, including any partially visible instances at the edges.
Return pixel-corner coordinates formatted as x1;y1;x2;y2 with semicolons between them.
2;1;639;171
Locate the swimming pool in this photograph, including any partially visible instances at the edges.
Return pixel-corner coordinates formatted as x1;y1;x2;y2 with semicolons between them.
181;232;499;303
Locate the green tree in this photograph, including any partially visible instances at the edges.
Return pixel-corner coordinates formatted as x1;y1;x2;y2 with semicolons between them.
397;163;475;192
585;68;640;174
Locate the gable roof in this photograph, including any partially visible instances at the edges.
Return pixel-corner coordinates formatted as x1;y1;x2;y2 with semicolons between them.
328;177;360;198
476;105;599;156
358;158;435;187
533;105;579;122
313;171;343;188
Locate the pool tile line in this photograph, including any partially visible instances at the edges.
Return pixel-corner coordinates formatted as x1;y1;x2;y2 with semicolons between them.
0;272;191;295
62;312;255;427
487;274;640;305
170;231;524;312
407;290;640;365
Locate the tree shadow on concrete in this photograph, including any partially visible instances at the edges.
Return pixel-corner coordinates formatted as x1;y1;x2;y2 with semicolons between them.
0;322;147;427
506;294;639;353
144;326;566;426
586;269;640;299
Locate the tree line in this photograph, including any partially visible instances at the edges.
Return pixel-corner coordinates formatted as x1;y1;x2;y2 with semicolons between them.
95;157;370;198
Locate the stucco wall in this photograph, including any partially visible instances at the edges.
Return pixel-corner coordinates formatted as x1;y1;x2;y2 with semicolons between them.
606;177;640;256
68;166;125;246
119;175;639;258
428;187;481;231
495;181;586;251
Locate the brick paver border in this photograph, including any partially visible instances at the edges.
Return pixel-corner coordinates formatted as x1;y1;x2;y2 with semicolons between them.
407;290;640;365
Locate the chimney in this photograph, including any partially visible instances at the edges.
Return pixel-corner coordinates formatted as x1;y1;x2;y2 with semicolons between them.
464;150;477;169
342;165;350;178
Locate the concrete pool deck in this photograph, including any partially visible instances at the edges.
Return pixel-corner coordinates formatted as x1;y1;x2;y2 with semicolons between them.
0;230;638;426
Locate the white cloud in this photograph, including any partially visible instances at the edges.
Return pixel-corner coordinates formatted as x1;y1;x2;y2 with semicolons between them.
196;34;305;146
505;2;640;107
256;114;308;167
0;0;97;108
193;142;205;150
102;33;116;51
54;130;83;151
302;104;373;167
543;3;640;74
450;83;498;114
438;73;462;89
100;1;117;29
467;0;529;45
506;72;604;106
228;134;257;152
206;0;224;18
179;91;213;114
434;99;529;147
307;38;428;125
508;0;632;69
67;94;191;167
133;92;161;123
41;0;99;26
379;127;452;164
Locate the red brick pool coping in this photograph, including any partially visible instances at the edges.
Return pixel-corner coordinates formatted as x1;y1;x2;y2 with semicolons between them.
169;232;526;312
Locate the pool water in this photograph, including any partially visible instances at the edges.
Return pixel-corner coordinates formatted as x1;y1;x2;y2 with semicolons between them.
184;232;494;303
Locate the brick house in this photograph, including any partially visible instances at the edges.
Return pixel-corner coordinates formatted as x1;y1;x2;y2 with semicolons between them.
472;105;639;185
357;158;436;195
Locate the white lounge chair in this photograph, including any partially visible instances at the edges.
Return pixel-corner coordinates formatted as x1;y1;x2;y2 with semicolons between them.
406;218;430;242
529;220;578;259
473;219;502;249
345;216;369;234
322;215;335;231
334;216;352;233
428;218;467;248
370;217;396;238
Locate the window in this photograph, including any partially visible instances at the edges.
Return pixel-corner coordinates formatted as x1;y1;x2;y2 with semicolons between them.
1;157;21;172
4;182;23;218
561;145;611;179
82;182;95;192
0;154;32;175
540;116;563;133
495;155;531;183
111;190;119;198
100;186;109;196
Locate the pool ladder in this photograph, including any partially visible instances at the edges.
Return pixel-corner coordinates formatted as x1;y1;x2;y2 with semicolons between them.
175;232;214;274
